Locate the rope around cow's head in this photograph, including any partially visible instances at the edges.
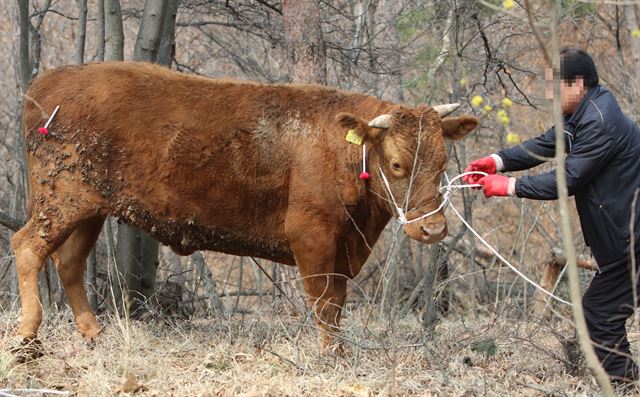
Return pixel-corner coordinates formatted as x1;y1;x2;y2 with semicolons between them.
377;167;571;306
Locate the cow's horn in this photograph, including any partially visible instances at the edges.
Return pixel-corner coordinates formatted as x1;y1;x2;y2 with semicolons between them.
368;114;393;129
433;103;460;117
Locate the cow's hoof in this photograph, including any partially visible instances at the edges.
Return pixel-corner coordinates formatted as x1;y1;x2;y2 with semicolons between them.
9;336;44;363
78;323;101;341
320;338;345;357
76;314;101;341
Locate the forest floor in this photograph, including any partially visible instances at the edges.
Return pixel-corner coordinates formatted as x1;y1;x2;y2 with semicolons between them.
2;300;633;397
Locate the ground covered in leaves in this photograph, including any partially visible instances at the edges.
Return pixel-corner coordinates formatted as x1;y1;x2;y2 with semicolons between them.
1;303;635;396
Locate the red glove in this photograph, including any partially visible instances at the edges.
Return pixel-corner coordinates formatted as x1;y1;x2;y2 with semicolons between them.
463;156;497;185
478;174;513;197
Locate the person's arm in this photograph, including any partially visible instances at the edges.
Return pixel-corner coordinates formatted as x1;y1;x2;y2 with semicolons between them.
495;126;558;172
464;123;566;186
515;119;614;200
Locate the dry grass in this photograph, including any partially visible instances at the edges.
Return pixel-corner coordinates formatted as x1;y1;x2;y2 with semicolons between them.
1;300;629;397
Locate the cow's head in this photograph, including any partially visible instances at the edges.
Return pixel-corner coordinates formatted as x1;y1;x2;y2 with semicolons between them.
336;104;478;244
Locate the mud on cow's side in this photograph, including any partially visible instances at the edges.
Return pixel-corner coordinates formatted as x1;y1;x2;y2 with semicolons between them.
13;62;478;350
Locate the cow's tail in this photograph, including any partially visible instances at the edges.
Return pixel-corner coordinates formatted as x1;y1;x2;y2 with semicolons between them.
20;93;40;220
23;93;48;124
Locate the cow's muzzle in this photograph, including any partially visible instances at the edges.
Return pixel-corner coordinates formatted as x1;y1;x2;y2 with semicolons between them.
403;212;448;244
419;222;447;243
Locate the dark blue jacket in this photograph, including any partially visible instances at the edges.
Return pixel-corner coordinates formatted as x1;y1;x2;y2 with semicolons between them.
496;86;640;266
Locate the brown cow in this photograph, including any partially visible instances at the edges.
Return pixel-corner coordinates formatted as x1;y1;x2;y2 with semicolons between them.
13;62;478;350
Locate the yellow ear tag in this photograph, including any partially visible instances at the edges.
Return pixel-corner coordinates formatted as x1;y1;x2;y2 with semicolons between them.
345;129;364;145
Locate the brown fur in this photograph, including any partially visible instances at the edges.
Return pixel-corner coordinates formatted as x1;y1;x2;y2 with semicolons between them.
13;62;478;348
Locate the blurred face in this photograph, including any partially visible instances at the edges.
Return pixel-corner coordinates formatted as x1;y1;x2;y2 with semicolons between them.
544;67;586;115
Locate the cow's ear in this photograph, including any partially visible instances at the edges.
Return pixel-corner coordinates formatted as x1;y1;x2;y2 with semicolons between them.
441;115;478;140
335;113;382;143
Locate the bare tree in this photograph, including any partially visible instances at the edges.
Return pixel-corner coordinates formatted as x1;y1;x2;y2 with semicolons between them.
158;0;180;66
282;0;326;84
377;0;404;102
133;0;168;62
97;0;105;62
104;0;124;62
624;5;640;82
75;0;88;64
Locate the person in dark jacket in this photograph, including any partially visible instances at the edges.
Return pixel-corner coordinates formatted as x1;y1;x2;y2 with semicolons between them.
463;48;640;383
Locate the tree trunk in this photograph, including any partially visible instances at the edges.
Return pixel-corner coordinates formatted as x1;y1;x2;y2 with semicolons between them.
377;0;403;102
14;0;39;304
133;0;168;63
104;0;124;62
157;0;179;67
97;0;105;62
75;0;88;64
16;0;31;94
625;5;640;83
282;0;327;84
422;243;442;332
86;247;98;310
15;0;31;189
115;223;143;314
191;252;224;315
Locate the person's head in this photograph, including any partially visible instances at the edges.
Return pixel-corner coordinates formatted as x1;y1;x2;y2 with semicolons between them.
544;48;599;115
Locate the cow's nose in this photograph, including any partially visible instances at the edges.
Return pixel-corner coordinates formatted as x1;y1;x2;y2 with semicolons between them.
421;223;447;243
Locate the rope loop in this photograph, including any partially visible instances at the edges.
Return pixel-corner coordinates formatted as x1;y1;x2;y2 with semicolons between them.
377;167;570;306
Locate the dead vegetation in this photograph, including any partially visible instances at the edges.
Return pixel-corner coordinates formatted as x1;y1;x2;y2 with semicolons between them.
1;299;634;396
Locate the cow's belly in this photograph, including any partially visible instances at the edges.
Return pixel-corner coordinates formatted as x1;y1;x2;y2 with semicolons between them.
111;188;295;264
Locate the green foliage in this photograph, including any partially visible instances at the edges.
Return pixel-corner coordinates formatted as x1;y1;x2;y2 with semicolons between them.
559;0;596;19
206;358;232;371
471;338;498;357
414;46;440;64
396;8;434;43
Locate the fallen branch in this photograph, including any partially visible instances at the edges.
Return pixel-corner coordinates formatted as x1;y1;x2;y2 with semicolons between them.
0;211;23;232
0;389;68;397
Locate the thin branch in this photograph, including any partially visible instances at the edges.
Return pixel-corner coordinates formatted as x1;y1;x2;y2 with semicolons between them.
255;0;282;15
524;0;551;66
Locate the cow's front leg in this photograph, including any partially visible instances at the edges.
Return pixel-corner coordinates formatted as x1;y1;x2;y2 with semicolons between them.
286;217;343;351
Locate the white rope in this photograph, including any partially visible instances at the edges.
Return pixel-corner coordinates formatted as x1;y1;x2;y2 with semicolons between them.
377;167;571;306
448;197;571;306
378;167;480;225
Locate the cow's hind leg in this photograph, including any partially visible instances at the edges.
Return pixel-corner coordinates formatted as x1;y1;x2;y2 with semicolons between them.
51;217;104;339
12;219;68;340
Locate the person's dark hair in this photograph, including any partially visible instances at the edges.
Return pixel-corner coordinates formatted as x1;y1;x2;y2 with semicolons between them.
559;48;599;88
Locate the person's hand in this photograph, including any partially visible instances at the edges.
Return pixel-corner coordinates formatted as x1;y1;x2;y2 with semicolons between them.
477;174;515;198
463;156;497;185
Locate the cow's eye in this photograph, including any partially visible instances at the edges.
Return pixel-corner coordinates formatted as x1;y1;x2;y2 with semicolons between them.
392;162;401;170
